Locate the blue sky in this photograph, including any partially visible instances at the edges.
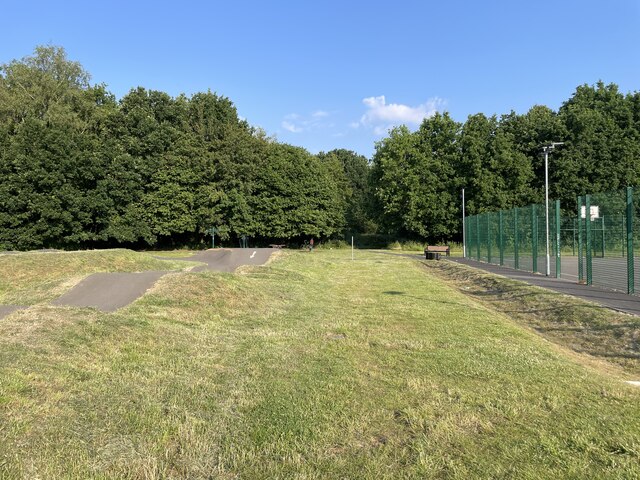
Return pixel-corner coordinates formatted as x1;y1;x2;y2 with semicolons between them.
1;1;639;158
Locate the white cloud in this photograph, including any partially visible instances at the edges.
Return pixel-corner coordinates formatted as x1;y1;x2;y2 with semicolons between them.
357;95;445;135
282;120;303;133
281;109;332;133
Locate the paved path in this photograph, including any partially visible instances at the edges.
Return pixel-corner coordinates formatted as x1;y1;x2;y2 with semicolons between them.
51;271;168;312
0;305;26;320
157;248;276;273
448;257;640;316
375;252;640;316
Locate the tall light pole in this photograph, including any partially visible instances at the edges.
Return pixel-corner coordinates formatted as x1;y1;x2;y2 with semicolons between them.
462;188;466;258
542;142;564;276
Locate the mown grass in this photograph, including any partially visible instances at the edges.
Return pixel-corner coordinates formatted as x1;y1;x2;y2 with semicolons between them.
145;249;201;258
0;250;639;478
0;249;192;305
425;259;640;377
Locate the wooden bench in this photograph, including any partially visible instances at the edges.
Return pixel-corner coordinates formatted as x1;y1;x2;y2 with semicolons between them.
269;244;286;249
424;245;450;259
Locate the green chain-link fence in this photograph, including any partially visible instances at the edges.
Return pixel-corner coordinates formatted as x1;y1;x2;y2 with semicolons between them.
465;201;561;277
465;187;637;295
576;187;635;294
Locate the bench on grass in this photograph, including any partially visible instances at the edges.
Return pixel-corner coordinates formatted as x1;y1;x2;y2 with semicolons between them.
269;244;286;249
424;245;450;260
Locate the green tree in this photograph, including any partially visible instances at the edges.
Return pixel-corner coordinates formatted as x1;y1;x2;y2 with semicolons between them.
371;113;461;241
0;46;117;249
558;82;640;206
318;149;374;233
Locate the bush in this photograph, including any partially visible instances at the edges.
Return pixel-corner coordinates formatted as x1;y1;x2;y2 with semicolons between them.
400;240;425;251
320;239;349;249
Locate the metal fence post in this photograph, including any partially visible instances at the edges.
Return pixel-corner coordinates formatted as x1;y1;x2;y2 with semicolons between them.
585;194;592;285
555;199;561;278
601;216;605;258
487;213;492;264
499;210;504;266
573;218;576;256
462;217;469;258
622;214;626;257
514;208;519;270
532;204;538;273
627;186;634;294
476;214;481;261
578;196;584;283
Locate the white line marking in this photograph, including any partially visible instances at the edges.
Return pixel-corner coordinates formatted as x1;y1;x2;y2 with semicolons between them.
250;251;257;259
626;381;640;387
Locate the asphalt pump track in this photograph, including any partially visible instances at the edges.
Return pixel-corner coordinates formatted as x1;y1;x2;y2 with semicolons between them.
1;248;276;317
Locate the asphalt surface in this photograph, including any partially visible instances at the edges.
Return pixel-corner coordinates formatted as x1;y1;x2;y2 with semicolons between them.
0;305;26;320
0;248;277;315
448;256;640;316
157;248;276;272
375;252;640;316
51;271;168;312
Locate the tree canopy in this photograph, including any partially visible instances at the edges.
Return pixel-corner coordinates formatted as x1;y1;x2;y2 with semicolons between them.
0;46;356;249
2;46;640;249
369;82;640;242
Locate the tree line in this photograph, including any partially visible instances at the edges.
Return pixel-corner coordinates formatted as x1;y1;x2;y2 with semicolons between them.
370;82;640;241
2;46;639;249
0;46;369;250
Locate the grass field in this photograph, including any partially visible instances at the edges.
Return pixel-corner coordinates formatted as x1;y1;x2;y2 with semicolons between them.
0;250;639;478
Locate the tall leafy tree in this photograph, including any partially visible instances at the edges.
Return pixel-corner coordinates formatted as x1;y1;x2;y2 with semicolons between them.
371;113;461;241
318;149;373;233
558;82;640;205
0;46;115;249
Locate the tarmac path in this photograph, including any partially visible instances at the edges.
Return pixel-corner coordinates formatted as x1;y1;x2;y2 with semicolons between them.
0;305;26;319
157;248;276;272
448;256;640;316
51;271;168;312
0;248;276;316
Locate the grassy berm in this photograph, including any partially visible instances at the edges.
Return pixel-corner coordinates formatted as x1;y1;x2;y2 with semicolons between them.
425;259;640;378
0;249;639;478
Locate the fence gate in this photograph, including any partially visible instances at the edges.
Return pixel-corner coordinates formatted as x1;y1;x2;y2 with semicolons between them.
576;188;635;294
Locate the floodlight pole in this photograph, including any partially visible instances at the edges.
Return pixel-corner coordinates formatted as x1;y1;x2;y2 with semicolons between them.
542;142;564;276
462;188;466;258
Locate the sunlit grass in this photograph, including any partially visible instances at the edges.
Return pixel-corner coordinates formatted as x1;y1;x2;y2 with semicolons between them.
426;259;640;377
0;250;638;478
